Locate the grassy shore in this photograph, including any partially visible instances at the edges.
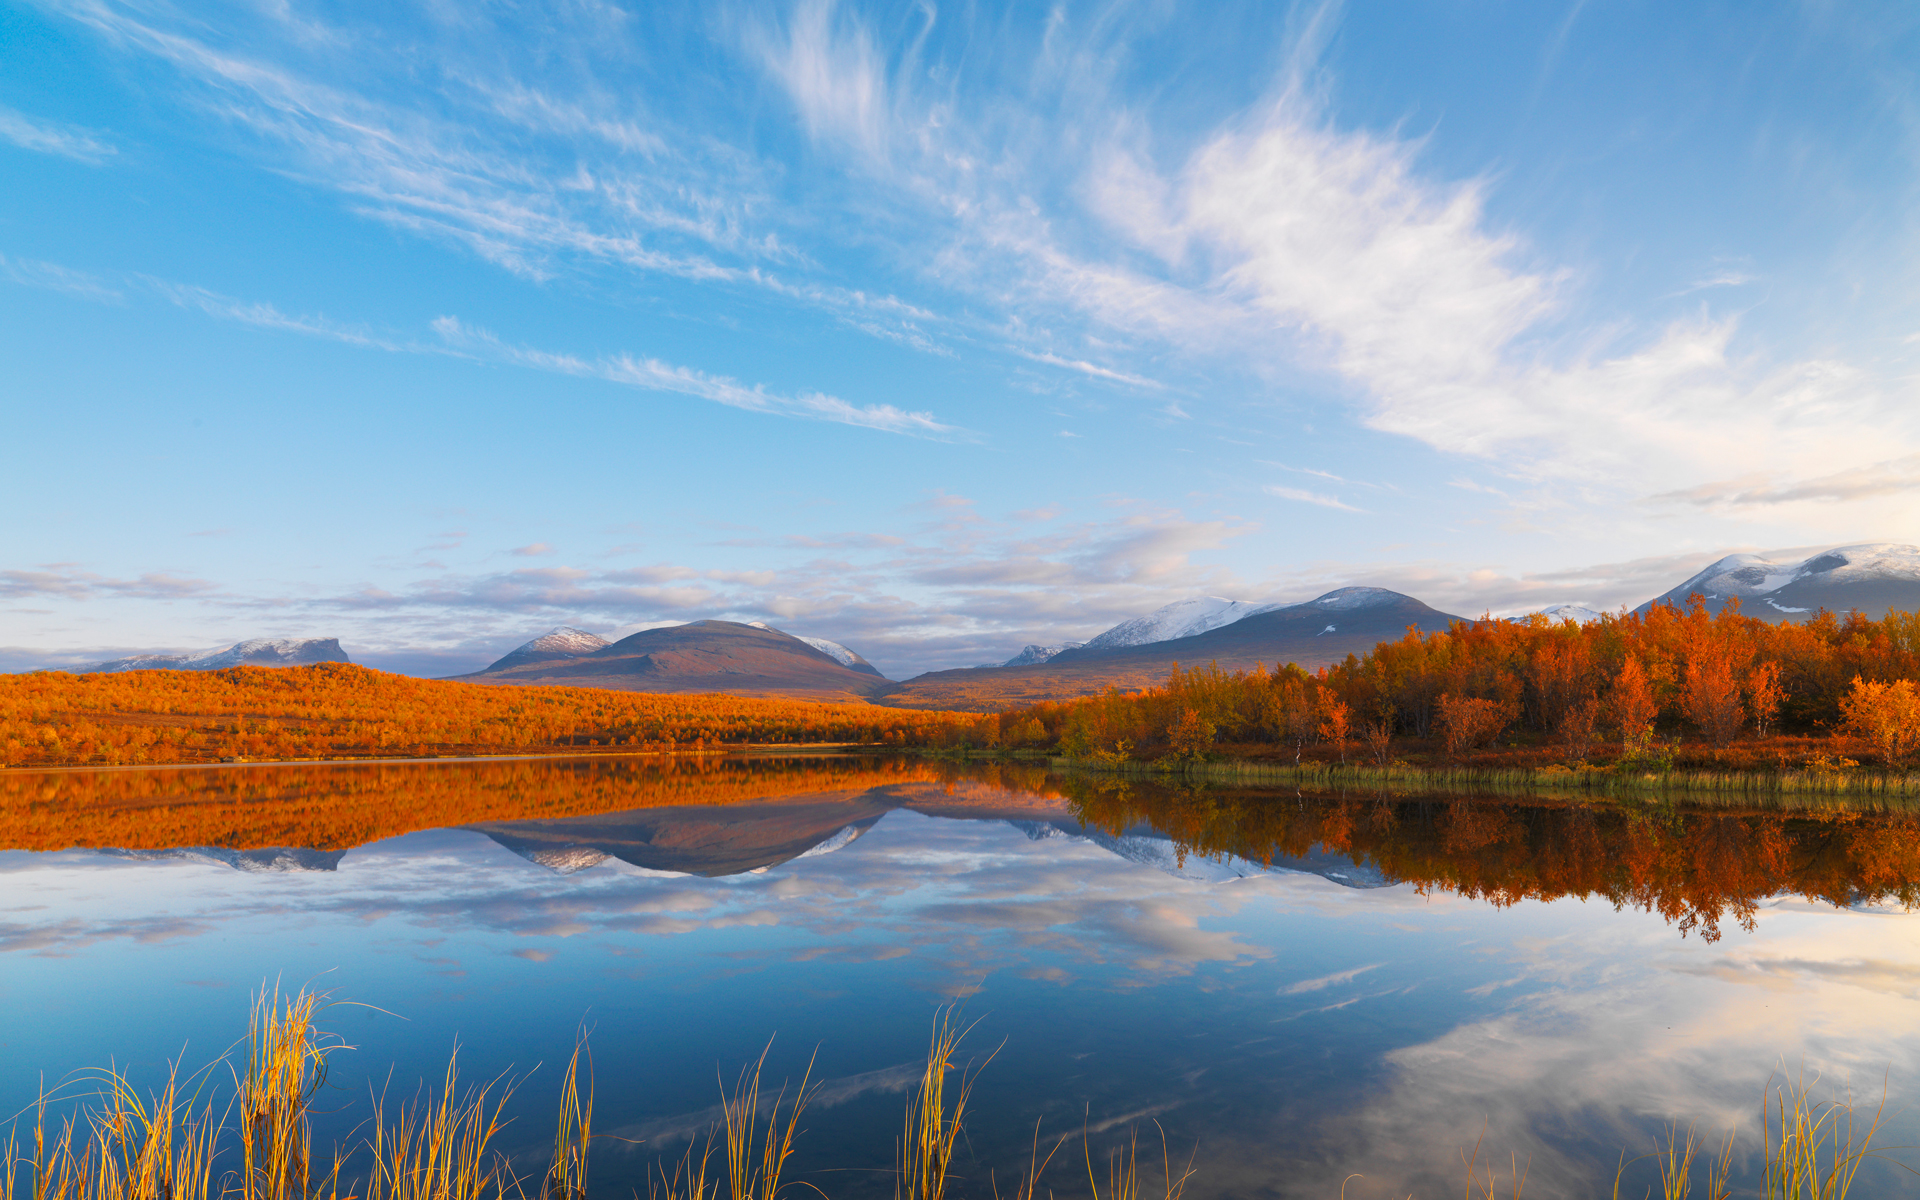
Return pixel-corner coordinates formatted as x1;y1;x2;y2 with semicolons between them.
1038;754;1920;805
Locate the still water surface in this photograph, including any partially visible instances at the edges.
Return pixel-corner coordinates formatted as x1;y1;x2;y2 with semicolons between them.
4;756;1919;1198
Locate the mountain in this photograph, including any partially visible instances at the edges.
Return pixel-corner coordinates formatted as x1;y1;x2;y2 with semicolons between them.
1506;603;1609;625
1001;643;1084;667
876;587;1467;710
471;794;895;877
80;638;350;674
99;846;347;872
454;619;890;700
482;627;611;672
1636;543;1920;621
1006;820;1391;888
1082;596;1276;649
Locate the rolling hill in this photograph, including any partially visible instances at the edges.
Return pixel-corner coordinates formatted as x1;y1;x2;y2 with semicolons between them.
875;587;1467;710
453;619;891;701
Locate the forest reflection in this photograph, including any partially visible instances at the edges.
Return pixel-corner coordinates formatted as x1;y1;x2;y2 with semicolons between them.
1065;775;1920;940
6;755;1919;942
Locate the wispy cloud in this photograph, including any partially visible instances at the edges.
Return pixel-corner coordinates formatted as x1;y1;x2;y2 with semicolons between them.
0;105;116;162
0;253;953;439
1645;453;1920;508
431;317;959;438
1264;485;1362;513
0;254;123;302
0;567;216;601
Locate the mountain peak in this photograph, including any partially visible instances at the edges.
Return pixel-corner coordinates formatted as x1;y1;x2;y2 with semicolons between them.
484;626;611;673
1082;596;1276;650
1002;642;1085;667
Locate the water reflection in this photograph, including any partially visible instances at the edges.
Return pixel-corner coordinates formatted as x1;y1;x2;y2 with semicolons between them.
2;757;1918;1199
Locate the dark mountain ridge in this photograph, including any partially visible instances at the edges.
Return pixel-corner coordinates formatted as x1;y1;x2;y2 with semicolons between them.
875;587;1466;710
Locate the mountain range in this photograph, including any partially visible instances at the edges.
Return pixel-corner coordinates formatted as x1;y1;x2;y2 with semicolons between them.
51;542;1920;706
1635;543;1920;621
78;638;349;674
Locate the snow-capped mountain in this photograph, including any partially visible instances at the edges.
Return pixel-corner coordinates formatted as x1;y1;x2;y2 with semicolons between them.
81;638;349;673
484;627;611;673
1638;543;1920;621
1081;596;1278;650
1002;643;1085;667
1506;603;1609;625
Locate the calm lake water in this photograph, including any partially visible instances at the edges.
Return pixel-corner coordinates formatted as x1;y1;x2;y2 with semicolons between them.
4;756;1920;1198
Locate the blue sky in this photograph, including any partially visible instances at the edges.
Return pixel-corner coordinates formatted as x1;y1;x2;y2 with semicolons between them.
4;0;1918;678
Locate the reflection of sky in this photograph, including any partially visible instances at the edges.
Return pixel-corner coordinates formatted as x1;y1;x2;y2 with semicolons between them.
4;807;1919;1199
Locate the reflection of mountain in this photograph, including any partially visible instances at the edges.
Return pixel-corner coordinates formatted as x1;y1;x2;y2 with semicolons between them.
1006;820;1390;888
469;793;894;877
99;846;347;872
474;797;1392;887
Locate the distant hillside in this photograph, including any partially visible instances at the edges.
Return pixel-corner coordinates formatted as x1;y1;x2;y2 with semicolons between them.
80;638;349;673
1637;543;1920;622
877;587;1465;710
455;620;890;701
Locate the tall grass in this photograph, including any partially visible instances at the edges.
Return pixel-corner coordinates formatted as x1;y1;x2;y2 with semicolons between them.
11;997;1919;1200
720;1044;816;1200
3;990;593;1200
898;1010;995;1200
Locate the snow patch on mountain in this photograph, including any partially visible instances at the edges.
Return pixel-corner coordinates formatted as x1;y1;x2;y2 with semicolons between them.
795;823;867;858
1002;643;1085;666
520;627;610;657
1083;597;1278;650
1666;544;1920;600
796;636;858;667
83;638;349;673
1297;586;1406;610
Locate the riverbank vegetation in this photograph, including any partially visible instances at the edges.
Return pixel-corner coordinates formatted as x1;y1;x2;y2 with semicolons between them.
0;665;977;769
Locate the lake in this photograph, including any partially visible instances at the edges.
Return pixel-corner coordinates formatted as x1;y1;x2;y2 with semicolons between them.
3;755;1918;1198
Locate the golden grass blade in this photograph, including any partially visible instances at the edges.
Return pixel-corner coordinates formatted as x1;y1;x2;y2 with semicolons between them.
544;1034;593;1200
899;1008;995;1200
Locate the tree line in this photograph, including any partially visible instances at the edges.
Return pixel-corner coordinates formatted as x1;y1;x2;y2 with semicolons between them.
0;663;980;768
970;598;1920;767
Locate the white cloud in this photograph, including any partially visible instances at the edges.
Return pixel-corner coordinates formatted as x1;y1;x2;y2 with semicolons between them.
0;105;115;162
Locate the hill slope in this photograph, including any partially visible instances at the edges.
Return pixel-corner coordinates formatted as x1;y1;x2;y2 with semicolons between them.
454;620;891;700
878;587;1466;710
